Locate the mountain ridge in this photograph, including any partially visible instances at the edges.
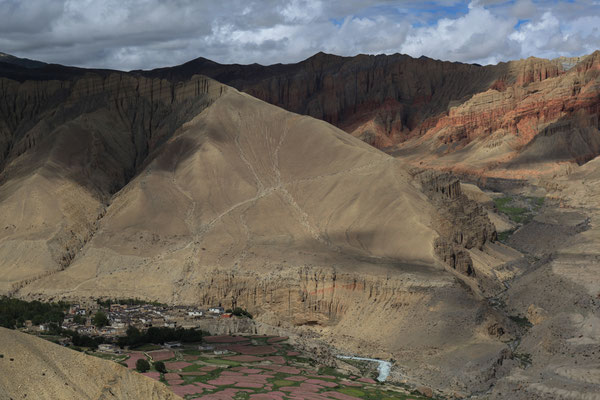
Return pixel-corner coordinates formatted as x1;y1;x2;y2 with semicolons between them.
132;50;600;177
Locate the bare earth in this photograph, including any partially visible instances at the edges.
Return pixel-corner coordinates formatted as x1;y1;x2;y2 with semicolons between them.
0;75;510;396
0;327;180;400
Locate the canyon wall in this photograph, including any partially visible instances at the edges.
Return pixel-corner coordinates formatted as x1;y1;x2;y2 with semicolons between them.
414;170;497;276
401;51;600;178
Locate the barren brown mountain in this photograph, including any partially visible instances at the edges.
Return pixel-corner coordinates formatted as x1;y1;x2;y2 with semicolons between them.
1;51;599;398
0;55;517;396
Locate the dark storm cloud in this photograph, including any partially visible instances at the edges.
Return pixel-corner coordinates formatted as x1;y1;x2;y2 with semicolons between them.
0;0;599;70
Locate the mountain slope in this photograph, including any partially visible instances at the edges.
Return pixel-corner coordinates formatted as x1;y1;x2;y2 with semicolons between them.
397;51;600;179
0;328;180;400
20;87;440;298
1;76;507;394
0;72;225;294
141;51;600;178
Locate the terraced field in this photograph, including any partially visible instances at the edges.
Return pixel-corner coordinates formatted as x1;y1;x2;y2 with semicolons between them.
114;335;433;400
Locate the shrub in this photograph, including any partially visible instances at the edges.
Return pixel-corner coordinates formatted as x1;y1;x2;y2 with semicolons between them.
154;361;167;373
232;307;253;319
136;358;150;372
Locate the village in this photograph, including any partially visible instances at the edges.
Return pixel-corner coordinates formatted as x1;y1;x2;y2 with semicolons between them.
1;295;434;399
26;300;238;349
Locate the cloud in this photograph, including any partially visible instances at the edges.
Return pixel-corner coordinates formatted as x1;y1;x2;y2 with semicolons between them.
510;0;537;19
0;0;598;70
400;4;520;64
511;11;600;58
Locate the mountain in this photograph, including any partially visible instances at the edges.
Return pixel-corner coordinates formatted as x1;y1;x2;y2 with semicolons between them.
0;59;513;395
0;52;47;69
140;51;600;179
7;50;600;398
0;327;180;400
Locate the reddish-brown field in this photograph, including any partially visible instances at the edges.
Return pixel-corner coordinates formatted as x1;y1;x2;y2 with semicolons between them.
124;335;431;400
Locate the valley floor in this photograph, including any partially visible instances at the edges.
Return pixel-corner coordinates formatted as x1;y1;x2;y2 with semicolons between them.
92;334;432;400
465;177;600;400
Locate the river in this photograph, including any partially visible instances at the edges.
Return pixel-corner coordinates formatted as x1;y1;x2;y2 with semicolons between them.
336;355;392;382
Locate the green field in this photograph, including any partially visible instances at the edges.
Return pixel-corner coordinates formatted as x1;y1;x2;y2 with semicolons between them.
494;195;545;225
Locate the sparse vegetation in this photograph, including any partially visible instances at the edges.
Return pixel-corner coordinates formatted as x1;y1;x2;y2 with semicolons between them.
0;296;69;329
494;197;529;223
232;307;253;319
509;315;533;328
494;195;545;224
196;356;241;367
318;366;347;378
337;387;366;397
497;228;517;242
494;197;512;209
514;352;533;367
530;196;545;208
273;379;295;387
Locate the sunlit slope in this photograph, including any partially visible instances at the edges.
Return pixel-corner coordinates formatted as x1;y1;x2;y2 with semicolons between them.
23;88;439;300
0;328;180;400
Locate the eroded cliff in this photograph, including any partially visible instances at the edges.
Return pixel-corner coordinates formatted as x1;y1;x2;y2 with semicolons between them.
412;170;497;277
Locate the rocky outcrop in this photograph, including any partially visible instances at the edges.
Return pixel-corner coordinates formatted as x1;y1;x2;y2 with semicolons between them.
425;59;600;152
513;57;563;85
398;52;600;178
413;170;497;276
434;239;475;276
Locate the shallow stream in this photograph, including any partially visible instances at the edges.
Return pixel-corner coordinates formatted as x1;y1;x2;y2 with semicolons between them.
336;355;392;382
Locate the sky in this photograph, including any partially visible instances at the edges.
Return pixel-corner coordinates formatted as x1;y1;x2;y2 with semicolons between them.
1;0;599;71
